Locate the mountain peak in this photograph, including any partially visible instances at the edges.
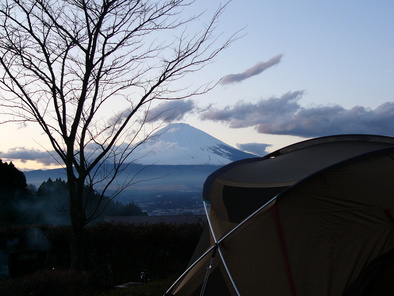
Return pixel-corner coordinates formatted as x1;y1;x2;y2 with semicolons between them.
132;123;256;165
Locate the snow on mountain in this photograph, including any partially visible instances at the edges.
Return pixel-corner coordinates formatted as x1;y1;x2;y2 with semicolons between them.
24;123;257;192
132;123;256;165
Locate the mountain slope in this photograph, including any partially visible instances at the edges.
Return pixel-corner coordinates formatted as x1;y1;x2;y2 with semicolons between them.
25;124;258;190
132;123;256;165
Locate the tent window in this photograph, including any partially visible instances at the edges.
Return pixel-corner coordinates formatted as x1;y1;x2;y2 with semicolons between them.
223;186;288;223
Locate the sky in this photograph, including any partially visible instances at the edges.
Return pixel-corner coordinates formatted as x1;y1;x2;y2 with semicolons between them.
1;0;394;170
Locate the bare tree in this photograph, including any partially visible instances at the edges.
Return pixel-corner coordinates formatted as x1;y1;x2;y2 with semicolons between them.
0;0;234;269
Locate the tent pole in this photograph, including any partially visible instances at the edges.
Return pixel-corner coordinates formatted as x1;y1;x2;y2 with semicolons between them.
164;244;217;295
203;201;242;296
217;245;242;296
164;201;219;295
198;201;219;296
218;196;278;245
200;245;218;296
205;196;279;296
203;201;218;242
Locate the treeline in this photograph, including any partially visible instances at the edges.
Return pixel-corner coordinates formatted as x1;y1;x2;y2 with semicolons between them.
0;222;204;293
0;160;146;226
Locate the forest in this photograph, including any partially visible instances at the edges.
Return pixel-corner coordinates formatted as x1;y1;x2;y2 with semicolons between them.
0;160;202;295
0;160;146;226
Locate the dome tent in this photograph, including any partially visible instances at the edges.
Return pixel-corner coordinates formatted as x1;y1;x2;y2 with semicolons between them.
165;135;394;296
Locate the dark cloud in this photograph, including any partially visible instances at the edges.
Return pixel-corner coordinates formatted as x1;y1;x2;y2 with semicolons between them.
201;91;303;128
200;91;394;138
147;100;194;123
0;148;60;166
237;143;270;156
220;54;283;85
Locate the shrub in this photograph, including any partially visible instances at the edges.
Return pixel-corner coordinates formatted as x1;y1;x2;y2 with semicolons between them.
0;269;95;296
0;222;204;291
99;274;179;296
84;222;203;287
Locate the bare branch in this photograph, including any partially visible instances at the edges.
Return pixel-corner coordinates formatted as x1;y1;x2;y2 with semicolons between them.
0;0;236;268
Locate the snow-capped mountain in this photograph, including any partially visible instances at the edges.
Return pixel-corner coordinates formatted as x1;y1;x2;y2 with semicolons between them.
25;124;258;196
132;123;256;165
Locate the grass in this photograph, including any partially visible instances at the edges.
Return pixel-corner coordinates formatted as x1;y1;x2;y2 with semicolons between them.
0;269;94;296
0;271;179;296
99;275;178;296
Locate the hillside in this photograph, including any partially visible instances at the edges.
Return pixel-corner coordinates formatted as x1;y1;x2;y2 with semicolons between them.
24;124;259;214
25;123;258;187
130;123;256;165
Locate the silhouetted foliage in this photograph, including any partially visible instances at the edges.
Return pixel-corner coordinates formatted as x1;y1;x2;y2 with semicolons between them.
0;160;31;225
35;178;146;225
0;160;27;192
0;0;233;269
0;223;204;292
0;161;146;226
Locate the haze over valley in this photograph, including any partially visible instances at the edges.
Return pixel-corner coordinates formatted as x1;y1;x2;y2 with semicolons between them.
24;124;258;215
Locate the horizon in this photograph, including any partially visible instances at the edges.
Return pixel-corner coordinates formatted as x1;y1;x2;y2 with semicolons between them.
20;123;259;176
1;0;394;170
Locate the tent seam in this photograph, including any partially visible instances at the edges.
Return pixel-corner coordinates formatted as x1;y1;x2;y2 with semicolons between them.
272;203;298;296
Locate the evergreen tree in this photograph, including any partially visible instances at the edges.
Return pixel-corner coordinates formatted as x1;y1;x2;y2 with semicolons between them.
36;178;146;225
0;159;30;224
0;160;27;192
0;164;146;226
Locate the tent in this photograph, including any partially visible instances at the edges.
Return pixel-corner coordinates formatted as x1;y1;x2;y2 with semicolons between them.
165;134;394;296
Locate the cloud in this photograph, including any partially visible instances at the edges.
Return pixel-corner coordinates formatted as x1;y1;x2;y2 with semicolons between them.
147;100;194;123
237;143;270;156
201;91;303;128
220;54;283;85
200;91;394;138
0;147;61;166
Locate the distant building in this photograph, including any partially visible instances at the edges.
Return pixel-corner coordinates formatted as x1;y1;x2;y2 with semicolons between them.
104;215;206;225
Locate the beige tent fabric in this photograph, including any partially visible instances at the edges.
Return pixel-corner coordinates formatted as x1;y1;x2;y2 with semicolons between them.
205;136;394;224
205;137;394;195
166;136;394;296
219;203;293;295
206;151;394;296
279;152;394;295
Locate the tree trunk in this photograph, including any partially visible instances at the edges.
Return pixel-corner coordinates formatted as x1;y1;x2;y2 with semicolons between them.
70;213;85;270
67;165;87;270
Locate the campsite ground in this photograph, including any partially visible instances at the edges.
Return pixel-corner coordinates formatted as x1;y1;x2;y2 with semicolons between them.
99;276;177;296
0;273;178;296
